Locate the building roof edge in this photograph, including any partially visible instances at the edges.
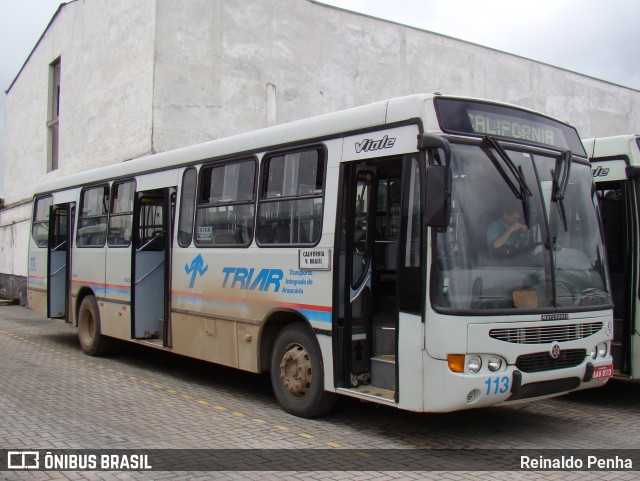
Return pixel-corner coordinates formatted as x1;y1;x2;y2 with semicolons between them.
4;1;76;95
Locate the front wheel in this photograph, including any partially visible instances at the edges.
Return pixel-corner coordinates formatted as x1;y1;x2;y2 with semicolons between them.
78;295;111;356
270;323;337;418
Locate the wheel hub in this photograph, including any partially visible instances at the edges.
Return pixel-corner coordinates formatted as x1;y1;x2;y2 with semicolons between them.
280;344;312;398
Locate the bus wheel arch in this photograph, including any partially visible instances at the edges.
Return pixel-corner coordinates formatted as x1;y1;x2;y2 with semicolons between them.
77;293;111;356
75;287;96;326
259;311;306;373
264;315;337;418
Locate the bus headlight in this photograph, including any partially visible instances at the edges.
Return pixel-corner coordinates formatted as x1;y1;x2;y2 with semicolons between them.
590;346;597;359
487;357;503;372
468;355;482;373
597;342;608;358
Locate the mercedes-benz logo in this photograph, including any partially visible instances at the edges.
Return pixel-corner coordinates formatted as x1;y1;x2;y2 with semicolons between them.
550;342;561;359
605;321;613;337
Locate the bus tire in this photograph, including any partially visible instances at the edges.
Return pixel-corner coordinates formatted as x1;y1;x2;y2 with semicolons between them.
270;323;337;418
78;295;111;356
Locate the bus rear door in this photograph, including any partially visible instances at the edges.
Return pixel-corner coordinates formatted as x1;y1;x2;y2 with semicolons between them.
47;202;74;320
132;188;174;345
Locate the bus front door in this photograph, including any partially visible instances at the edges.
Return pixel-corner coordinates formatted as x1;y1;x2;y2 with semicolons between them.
132;188;173;346
346;168;376;384
47;203;73;320
337;158;402;397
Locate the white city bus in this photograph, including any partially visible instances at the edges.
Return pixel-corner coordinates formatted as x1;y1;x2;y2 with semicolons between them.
28;94;613;417
584;134;640;378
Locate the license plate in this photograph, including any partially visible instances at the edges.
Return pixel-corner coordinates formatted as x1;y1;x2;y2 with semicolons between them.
592;364;614;380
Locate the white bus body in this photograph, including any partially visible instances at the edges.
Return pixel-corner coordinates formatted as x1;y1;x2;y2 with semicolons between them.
585;134;640;378
28;94;613;417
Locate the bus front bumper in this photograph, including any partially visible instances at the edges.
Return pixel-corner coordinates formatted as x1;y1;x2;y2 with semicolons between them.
423;356;613;412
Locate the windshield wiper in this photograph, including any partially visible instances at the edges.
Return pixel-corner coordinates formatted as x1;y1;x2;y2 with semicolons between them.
483;136;533;226
558;150;572;200
551;150;572;232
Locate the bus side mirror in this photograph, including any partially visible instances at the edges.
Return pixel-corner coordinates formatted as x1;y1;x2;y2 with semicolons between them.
419;135;452;228
425;165;452;228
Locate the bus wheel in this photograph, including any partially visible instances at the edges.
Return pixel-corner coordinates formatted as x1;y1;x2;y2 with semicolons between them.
270;323;337;418
78;295;111;356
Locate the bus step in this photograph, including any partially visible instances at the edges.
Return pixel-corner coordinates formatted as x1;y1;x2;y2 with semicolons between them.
371;354;396;391
373;325;396;356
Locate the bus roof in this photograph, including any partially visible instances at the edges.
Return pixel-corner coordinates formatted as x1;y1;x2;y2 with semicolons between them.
583;134;640;161
34;94;437;196
33;93;581;196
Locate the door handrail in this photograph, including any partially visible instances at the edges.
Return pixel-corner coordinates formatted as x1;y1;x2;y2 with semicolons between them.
350;270;372;303
135;260;165;285
50;264;67;276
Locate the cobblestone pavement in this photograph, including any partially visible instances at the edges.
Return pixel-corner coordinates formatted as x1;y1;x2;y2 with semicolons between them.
1;306;638;480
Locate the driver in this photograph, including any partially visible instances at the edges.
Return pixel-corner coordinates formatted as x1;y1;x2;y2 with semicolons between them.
486;206;530;258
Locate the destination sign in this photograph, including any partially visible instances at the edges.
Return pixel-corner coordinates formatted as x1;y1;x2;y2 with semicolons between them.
434;98;587;156
467;110;562;147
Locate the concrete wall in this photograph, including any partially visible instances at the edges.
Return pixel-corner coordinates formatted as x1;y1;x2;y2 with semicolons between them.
0;0;156;298
2;0;156;206
151;0;640;153
2;0;640;300
0;204;30;303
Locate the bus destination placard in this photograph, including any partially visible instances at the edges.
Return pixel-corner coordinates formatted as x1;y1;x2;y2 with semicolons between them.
299;248;331;270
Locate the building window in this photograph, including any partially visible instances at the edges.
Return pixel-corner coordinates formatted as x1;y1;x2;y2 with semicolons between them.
195;159;256;246
47;57;61;172
257;148;325;245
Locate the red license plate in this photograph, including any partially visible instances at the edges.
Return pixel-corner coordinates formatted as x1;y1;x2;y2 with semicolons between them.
592;364;614;380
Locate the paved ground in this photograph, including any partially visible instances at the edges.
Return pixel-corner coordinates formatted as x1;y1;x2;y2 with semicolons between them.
0;305;639;480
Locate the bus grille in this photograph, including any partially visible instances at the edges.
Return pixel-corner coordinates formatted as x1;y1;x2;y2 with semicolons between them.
489;322;602;344
515;349;587;373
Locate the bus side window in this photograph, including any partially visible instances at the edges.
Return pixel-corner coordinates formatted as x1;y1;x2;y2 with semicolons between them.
194;160;256;247
32;195;53;247
77;185;109;247
108;180;135;247
257;149;324;246
178;168;197;247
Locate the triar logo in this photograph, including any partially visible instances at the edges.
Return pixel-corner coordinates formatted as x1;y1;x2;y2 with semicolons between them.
222;267;283;292
185;254;208;288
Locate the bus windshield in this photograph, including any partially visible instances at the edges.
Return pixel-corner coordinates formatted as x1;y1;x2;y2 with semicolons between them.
431;141;611;312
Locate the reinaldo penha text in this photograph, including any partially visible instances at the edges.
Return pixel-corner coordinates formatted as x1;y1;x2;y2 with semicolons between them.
521;455;633;470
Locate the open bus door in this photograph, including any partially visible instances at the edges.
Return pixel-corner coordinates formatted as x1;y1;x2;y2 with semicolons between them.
595;171;638;377
336;158;402;399
345;168;376;383
132;188;174;346
47;202;74;320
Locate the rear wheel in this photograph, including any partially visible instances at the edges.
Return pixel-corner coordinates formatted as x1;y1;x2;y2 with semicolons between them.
78;295;111;356
270;323;337;418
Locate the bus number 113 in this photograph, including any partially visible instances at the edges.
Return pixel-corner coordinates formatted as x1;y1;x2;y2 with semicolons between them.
485;376;510;395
